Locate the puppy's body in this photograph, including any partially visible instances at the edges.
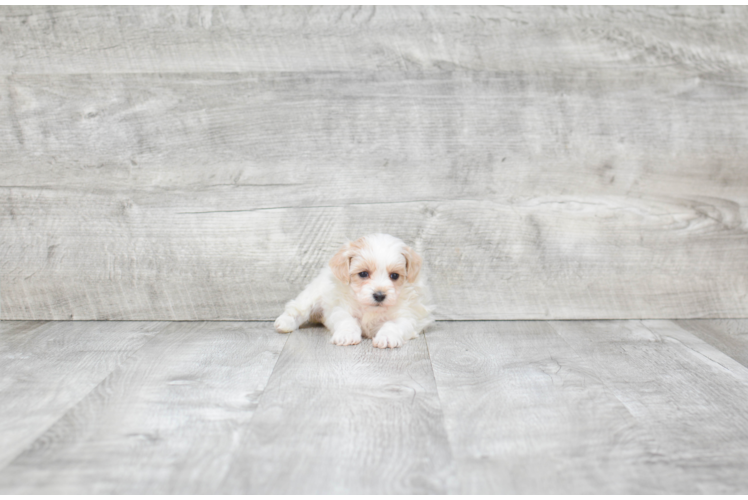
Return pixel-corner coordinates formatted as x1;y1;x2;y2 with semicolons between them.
275;233;434;348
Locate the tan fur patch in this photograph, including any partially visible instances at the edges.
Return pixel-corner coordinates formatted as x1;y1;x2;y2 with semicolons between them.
329;237;370;283
402;246;422;283
350;256;378;277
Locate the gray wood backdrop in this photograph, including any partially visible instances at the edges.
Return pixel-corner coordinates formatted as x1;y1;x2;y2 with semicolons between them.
1;6;747;320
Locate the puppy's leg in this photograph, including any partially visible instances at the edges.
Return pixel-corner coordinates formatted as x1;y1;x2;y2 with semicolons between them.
372;318;419;349
274;282;321;334
325;307;362;346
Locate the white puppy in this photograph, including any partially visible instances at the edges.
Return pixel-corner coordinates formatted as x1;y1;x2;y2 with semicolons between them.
274;233;435;348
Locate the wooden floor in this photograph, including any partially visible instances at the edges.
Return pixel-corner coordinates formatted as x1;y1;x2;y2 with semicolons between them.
1;319;747;494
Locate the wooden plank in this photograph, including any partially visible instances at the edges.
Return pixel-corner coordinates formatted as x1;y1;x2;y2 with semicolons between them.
0;321;165;470
0;321;287;494
549;320;748;494
1;7;746;75
220;326;455;494
426;321;665;494
675;319;748;368
2;188;746;320
3;71;748;198
427;320;748;494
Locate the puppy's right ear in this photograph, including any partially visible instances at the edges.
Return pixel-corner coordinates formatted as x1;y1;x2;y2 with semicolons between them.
329;243;352;284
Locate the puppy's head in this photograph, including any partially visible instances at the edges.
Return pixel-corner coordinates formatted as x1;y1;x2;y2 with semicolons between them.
329;233;422;308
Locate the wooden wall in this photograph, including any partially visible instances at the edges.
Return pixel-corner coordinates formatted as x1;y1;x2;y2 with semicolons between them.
2;6;747;320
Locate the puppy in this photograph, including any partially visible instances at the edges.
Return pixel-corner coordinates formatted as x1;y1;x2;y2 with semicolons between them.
274;233;434;348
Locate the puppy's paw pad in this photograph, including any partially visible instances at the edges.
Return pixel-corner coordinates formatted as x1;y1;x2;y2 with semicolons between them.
331;327;362;346
274;313;297;333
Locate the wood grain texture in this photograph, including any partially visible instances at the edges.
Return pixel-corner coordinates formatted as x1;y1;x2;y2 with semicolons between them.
549;320;748;494
427;320;748;494
2;319;748;493
427;321;664;494
0;321;287;494
221;326;455;494
2;7;748;321
0;320;46;335
675;319;748;368
4;71;748;197
0;321;165;470
1;6;746;75
3;188;746;320
3;73;748;322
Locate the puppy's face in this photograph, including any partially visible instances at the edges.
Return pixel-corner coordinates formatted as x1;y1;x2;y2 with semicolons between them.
329;234;422;308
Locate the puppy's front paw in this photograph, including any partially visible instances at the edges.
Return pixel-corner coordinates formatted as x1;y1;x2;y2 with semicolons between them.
372;325;404;349
274;313;297;334
331;325;362;346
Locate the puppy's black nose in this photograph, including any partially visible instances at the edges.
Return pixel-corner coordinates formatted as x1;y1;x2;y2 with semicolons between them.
373;292;386;303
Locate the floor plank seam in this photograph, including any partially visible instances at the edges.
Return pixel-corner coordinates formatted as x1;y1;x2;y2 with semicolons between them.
422;329;462;494
544;320;644;422
665;320;748;377
234;328;293;440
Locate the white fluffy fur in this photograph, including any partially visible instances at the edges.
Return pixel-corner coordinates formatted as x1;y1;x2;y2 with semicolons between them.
274;233;435;349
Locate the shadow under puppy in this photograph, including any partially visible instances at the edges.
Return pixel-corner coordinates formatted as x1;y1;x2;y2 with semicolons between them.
275;233;435;348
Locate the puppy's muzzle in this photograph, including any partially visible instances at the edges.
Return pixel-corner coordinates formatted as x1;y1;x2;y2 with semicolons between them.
373;292;386;303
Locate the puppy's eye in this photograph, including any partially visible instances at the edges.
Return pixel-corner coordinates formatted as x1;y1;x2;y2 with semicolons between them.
390;273;399;281
358;271;369;278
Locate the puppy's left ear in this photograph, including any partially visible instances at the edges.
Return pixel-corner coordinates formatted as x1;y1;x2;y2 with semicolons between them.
403;246;423;283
